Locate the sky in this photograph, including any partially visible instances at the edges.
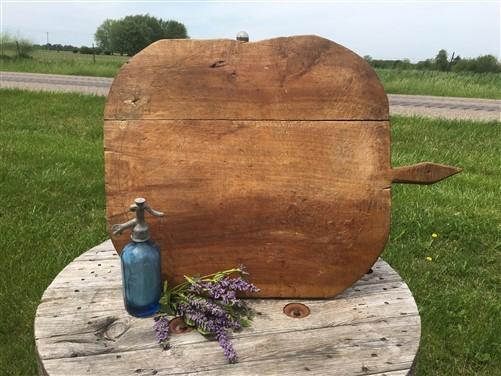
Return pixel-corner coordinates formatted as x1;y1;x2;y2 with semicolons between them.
1;0;500;61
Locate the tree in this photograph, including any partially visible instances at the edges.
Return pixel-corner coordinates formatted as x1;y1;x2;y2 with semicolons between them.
435;49;449;71
473;55;500;73
161;20;187;39
95;19;115;53
95;14;188;56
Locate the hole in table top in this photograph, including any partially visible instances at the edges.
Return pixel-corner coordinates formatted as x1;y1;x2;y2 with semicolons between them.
169;317;193;334
283;303;310;318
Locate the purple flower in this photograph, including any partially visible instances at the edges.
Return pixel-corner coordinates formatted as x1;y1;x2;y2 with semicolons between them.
155;265;259;363
153;315;170;350
216;328;237;364
188;277;260;305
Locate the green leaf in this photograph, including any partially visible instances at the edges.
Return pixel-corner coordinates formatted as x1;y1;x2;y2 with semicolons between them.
159;291;171;306
159;339;171;350
184;275;197;285
240;318;252;327
197;327;211;335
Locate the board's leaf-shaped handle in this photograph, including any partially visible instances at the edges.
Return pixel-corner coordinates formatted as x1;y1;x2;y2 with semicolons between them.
392;162;462;185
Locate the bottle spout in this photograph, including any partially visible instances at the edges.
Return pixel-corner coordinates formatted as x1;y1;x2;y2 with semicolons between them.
112;219;137;236
112;198;165;242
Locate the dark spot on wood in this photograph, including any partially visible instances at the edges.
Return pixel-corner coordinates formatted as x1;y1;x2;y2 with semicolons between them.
384;301;389;304
304;367;311;371
210;60;226;68
81;278;85;281
371;353;378;357
380;337;387;341
366;268;373;274
400;312;407;315
361;365;369;372
88;321;92;324
135;369;142;374
70;352;78;358
98;264;102;266
396;343;402;347
77;307;81;310
116;355;121;359
74;289;79;292
383;288;387;290
379;277;384;280
326;354;333;358
152;371;158;375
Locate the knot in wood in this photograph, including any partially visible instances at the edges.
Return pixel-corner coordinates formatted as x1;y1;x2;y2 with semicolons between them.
104;319;129;340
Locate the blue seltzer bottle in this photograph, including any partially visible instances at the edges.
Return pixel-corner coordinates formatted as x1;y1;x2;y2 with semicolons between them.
111;198;164;317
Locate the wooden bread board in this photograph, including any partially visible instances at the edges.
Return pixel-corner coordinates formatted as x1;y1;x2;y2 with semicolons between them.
104;36;460;297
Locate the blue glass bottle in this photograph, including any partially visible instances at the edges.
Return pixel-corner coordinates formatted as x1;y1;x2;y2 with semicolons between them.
112;198;165;317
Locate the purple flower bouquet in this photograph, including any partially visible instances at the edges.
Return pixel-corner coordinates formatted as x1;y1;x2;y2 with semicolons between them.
154;266;259;363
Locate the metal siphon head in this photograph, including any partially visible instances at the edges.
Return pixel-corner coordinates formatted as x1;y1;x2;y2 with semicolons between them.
236;31;249;42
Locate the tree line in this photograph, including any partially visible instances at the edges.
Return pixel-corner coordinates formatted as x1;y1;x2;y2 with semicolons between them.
94;14;188;56
364;49;500;73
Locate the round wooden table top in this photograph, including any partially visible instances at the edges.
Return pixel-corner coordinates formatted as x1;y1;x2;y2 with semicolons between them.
35;240;420;375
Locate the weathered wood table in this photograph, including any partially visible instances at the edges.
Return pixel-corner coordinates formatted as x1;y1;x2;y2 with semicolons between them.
35;240;420;375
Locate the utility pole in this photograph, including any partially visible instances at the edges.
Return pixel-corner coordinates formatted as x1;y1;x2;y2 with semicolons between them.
46;32;49;46
92;42;96;63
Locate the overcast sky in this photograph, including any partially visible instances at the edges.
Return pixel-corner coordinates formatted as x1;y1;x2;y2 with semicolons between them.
1;0;499;61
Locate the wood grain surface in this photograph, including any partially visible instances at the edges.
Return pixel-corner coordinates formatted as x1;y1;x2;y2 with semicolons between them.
391;162;462;184
35;240;420;376
104;36;388;121
105;119;391;297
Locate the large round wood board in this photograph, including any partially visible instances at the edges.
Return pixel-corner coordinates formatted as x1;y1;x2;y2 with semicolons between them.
104;35;391;298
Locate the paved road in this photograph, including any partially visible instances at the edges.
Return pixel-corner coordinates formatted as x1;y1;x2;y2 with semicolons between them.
1;71;499;121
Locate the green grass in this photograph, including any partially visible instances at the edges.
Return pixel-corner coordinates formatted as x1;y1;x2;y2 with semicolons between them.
0;89;499;375
0;49;127;77
376;68;501;99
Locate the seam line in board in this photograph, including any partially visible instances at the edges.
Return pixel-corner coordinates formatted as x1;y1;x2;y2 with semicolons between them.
104;118;390;122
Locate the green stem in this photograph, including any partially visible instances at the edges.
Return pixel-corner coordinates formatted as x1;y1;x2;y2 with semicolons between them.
170;267;242;292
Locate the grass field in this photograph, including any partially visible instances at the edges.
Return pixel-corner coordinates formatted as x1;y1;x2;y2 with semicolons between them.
0;89;500;375
376;68;501;100
0;49;127;77
1;50;501;99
